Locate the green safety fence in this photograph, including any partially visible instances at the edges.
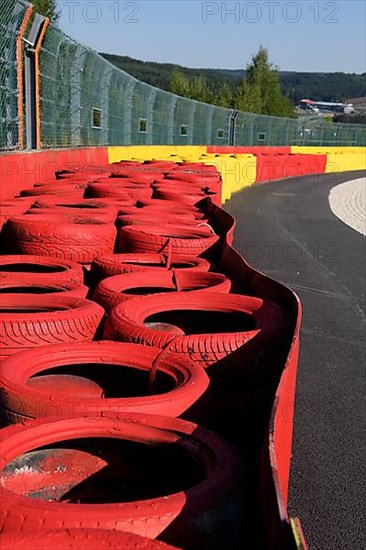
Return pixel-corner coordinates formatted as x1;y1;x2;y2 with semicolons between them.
38;22;366;148
1;0;366;150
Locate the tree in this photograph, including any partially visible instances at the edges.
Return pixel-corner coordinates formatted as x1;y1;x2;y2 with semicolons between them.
169;68;190;97
30;0;59;22
215;82;233;108
236;81;261;113
236;46;295;117
189;76;211;103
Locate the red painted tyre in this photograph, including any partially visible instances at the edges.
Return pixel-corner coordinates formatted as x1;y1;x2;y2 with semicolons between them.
0;198;33;217
20;184;86;197
29;201;117;222
0;341;209;422
174;163;218;172
92;270;231;311
0;215;7;231
127;172;165;185
103;292;289;388
116;204;202;218
57;170;111;182
144;160;178;170
91;253;211;281
163;176;221;197
117;225;219;257
0;296;104;359
165;173;220;184
34;196;136;209
136;198;202;213
25;208;117;224
85;182;153;200
0;530;179;549
94;172;163;185
153;189;214;205
0;413;246;548
0;200;34;232
0;281;88;299
4;216;117;264
117;213;200;229
128;206;207;223
0;255;84;285
152;183;205;195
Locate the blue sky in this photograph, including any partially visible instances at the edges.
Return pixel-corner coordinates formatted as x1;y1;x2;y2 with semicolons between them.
56;1;366;72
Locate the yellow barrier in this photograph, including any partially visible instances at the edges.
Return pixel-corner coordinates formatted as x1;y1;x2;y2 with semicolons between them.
199;154;257;202
291;146;365;155
325;152;366;173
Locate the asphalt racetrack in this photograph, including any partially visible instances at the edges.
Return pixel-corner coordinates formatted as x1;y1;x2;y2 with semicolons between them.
224;170;366;550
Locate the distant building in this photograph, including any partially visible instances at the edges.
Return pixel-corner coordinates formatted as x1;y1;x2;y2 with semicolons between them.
346;97;366;112
296;99;355;116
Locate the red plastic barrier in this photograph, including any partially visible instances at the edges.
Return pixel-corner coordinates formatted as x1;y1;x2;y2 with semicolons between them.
256;153;327;183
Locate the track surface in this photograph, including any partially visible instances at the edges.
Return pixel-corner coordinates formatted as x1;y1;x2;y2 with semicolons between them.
224;171;366;550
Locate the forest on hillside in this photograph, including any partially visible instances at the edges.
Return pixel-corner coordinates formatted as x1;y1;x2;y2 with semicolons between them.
101;53;366;105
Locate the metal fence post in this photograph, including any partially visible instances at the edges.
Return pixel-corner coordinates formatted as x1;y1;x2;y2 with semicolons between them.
23;13;47;149
167;95;178;145
70;45;85;147
229;110;238;146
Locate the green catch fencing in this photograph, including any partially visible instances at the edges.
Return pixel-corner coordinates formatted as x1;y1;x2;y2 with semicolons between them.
0;0;29;150
1;0;366;150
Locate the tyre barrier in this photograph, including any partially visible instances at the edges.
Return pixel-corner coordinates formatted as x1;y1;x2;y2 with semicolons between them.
92;270;231;311
0;413;246;549
20;184;86;197
0;529;180;549
117;224;219;257
115;204;207;220
153;187;217;206
33;196;136;209
0;296;104;359
0;157;303;549
85;182;153;200
116;212;202;228
0;281;89;299
0;255;84;285
91;253;211;281
3;216;117;264
28;201;118;222
103;292;289;390
0;341;209;422
0;199;34;233
137;198;203;213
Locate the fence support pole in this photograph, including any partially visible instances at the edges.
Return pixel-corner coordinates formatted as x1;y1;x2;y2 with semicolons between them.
34;18;49;149
17;5;33;150
23;13;48;149
229;110;239;146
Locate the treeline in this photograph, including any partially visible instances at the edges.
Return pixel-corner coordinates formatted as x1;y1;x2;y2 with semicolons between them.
169;47;294;117
102;52;366;107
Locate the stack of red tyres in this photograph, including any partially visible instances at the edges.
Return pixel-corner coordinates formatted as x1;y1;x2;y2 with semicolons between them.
0;160;287;549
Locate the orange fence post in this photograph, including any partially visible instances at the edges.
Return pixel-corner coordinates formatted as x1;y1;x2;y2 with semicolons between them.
34;17;49;149
16;5;33;149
